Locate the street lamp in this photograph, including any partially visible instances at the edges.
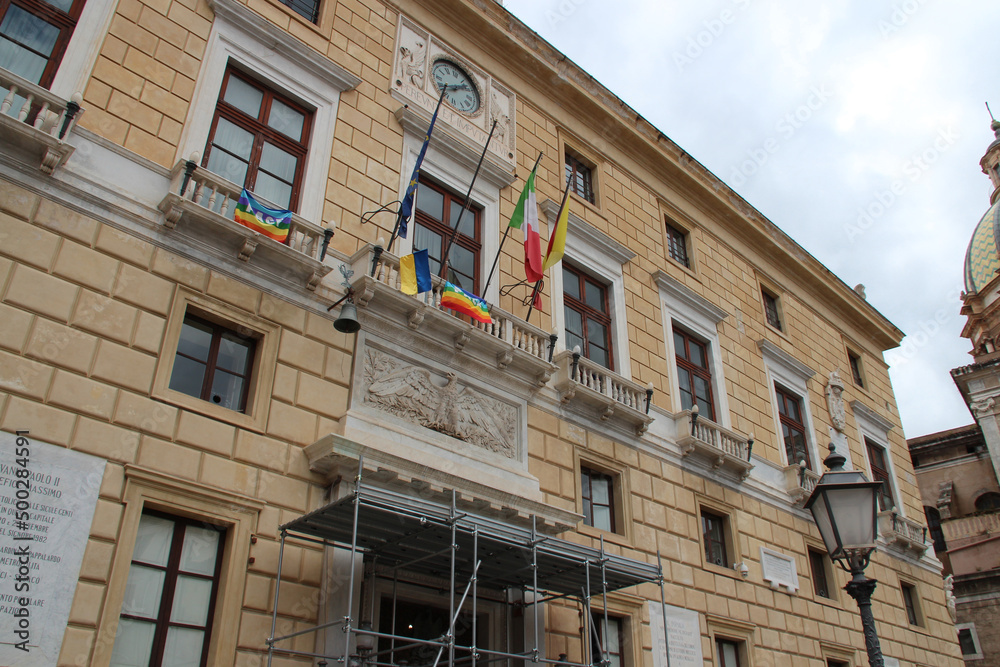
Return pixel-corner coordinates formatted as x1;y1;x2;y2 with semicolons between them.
805;444;886;667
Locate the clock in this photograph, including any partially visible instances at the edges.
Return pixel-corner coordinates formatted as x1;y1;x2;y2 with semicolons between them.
432;60;480;114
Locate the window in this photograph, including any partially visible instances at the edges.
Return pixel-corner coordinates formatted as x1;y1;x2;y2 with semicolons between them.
277;0;318;22
153;289;279;430
865;438;895;511
674;327;715;421
827;661;849;667
591;614;624;667
168;312;256;413
564;263;613;369
665;220;690;268
581;466;616;532
924;506;946;554
715;638;742;667
701;509;729;567
776;385;810;468
109;511;226;667
761;288;781;331
808;548;832;599
0;0;84;87
565;150;595;204
975;491;1000;512
204;66;312;212
414;177;482;294
900;582;922;626
848;350;864;388
957;624;983;659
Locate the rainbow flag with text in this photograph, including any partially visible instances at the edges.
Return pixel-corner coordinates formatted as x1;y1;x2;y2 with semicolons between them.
234;189;291;243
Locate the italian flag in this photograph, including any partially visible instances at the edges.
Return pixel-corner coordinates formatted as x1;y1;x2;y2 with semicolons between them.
509;166;543;282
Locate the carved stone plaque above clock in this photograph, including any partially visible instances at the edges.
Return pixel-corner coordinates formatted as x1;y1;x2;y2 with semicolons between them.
392;15;516;169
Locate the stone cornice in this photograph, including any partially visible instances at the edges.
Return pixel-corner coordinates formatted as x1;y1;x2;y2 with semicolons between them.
850;399;895;435
209;0;362;91
652;270;728;325
539;199;635;265
757;339;816;385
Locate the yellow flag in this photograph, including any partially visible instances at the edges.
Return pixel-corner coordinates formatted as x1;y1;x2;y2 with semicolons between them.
542;186;570;272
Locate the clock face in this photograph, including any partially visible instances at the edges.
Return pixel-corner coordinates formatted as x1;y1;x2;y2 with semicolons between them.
432;60;480;114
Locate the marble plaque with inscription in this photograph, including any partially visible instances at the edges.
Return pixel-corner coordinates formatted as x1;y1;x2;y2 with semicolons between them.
883;658;899;667
0;432;105;666
760;546;800;593
649;602;703;667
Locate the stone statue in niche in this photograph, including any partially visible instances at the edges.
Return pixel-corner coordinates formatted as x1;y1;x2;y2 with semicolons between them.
399;39;426;86
944;574;957;623
826;370;846;433
363;349;516;457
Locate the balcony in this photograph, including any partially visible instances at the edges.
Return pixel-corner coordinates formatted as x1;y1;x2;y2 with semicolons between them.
158;160;332;290
0;68;83;173
551;350;653;437
877;510;929;556
675;410;754;481
345;244;557;394
782;462;820;506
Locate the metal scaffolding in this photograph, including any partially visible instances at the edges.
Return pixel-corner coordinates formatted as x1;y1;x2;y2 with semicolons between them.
266;461;670;667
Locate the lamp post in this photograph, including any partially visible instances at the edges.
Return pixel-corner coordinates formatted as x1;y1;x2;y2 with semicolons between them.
804;444;886;667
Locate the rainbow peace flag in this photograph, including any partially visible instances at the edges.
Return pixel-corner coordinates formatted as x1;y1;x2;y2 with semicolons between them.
440;282;491;323
234;189;291;242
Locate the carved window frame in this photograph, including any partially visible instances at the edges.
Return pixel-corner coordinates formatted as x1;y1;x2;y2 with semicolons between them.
706;615;756;667
759;340;819;471
152;288;280;431
175;0;359;224
575;451;632;541
91;466;263;667
696;495;740;577
655;271;730;427
956;623;984;660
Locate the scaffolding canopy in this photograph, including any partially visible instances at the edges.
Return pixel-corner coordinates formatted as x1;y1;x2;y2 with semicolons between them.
282;483;661;595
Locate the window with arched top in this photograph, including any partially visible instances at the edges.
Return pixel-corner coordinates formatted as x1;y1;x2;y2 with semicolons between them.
975;492;1000;512
924;506;946;554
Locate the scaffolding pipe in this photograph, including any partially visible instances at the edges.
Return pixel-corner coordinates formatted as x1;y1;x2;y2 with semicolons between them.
657;551;671;667
343;458;366;667
265;530;287;667
531;515;540;665
472;527;479;667
600;536;609;667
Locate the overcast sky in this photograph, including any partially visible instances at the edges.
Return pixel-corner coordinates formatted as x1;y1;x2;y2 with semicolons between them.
500;0;1000;439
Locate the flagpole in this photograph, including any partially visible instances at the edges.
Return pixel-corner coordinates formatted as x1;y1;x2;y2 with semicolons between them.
438;119;499;282
482;151;544;299
525;171;573;324
387;84;451;254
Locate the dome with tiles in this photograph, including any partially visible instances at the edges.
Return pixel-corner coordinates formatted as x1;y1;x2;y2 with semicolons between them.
965;200;1000;293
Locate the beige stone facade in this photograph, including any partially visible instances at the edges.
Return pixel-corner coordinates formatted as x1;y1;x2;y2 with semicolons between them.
0;0;963;665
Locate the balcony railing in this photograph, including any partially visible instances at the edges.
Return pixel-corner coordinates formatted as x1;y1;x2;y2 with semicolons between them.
345;244;557;390
552;350;653;437
675;410;754;481
158;160;332;290
877;510;928;555
0;67;83;173
783;462;820;506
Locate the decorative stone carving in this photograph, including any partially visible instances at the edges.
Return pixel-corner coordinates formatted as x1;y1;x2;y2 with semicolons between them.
391;15;516;167
399;38;425;86
826;370;846;432
944;574;957;623
972;396;996;417
362;349;516;457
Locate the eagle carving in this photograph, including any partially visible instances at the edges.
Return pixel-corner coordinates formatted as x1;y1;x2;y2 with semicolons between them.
363;351;516;457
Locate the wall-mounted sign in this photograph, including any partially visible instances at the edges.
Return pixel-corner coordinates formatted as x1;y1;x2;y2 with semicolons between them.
0;432;105;666
649;602;703;667
760;546;800;593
